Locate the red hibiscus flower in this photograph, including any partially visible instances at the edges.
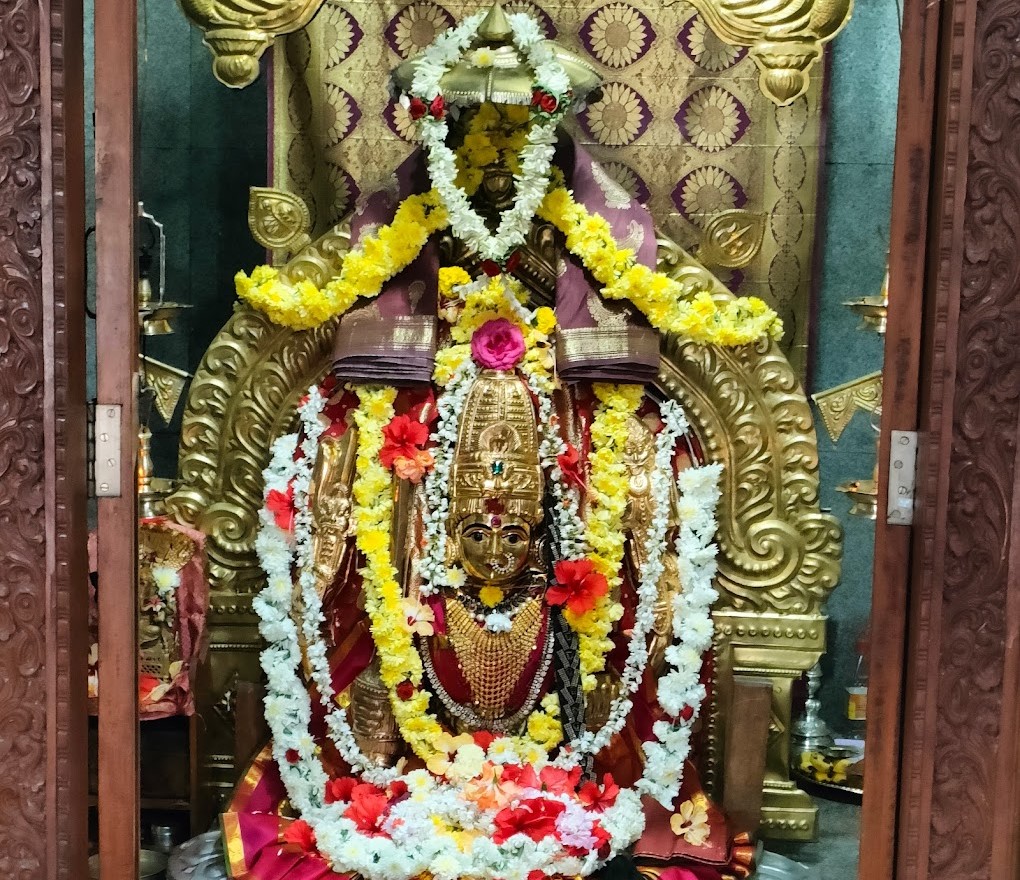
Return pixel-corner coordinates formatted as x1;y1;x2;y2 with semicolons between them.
473;730;498;750
539;764;582;795
266;483;296;532
429;95;445;119
556;444;586;492
380;414;430;469
343;783;390;834
325;776;359;805
591;820;612;858
282;819;317;854
408;97;427;120
492;797;566;844
548;559;609;616
577;773;619;812
499;763;540;790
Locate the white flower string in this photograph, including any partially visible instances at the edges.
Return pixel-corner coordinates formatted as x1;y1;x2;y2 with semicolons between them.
410;11;571;263
419;357;481;596
637;459;723;808
253;387;724;875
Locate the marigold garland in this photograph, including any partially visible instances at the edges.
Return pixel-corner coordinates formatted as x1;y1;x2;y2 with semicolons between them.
537;187;784;347
235;190;448;330
569;384;643;692
351;384;563;763
350;387;445;759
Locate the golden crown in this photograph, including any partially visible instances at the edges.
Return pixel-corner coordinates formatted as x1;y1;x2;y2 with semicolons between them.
449;370;544;526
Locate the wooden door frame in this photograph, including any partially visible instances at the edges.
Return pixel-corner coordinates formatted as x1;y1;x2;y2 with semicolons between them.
0;0;89;876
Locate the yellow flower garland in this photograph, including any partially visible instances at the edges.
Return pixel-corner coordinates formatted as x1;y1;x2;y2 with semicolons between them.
569;383;643;692
538;187;784;347
351;387;443;759
235;190;448;330
351;386;562;761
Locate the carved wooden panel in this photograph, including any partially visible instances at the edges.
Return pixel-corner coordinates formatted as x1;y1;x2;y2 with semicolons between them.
897;0;1020;878
0;0;49;872
0;0;88;875
929;1;1020;875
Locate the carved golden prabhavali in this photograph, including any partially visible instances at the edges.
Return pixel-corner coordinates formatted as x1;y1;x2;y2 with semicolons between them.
167;206;841;836
177;0;851;105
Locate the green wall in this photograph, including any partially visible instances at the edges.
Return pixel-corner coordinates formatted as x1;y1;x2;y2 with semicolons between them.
809;0;900;730
84;0;267;474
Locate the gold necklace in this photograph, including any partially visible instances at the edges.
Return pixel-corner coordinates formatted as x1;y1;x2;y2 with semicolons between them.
445;595;543;721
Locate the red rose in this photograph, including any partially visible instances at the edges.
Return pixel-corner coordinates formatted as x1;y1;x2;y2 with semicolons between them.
480;259;502;277
285;748;300;765
408;97;427;120
380;414;430;469
387;779;409;800
505;250;522;273
266;483;296;532
539;764;582;795
343;783;390;833
556;444;586;492
281;819;317;854
492;797;566;844
577;773;619;812
531;89;543;108
325;776;359;804
548;559;609;616
528;872;546;880
429;95;445;119
539;93;558;113
679;705;695;722
471;318;526;371
396;680;415;701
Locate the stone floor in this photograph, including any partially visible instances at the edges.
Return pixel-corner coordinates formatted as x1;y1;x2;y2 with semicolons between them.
764;798;861;880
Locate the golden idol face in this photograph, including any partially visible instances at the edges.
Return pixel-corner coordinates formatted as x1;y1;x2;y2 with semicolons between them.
457;514;532;585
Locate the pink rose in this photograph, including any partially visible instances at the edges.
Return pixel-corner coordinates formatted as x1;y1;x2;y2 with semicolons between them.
471;319;526;371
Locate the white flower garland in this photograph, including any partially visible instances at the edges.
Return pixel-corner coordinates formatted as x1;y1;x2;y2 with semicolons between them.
410;11;570;263
418;357;480;596
253;382;725;875
637;459;723;808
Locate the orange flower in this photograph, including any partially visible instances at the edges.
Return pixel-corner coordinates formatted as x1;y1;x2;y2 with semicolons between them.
462;762;512;811
393;448;435;483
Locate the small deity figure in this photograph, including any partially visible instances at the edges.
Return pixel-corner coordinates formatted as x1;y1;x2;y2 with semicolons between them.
224;5;776;879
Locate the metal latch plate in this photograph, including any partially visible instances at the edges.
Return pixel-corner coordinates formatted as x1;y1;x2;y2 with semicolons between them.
94;404;122;498
886;429;918;526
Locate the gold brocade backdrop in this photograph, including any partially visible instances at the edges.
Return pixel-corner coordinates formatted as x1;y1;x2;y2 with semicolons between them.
272;0;823;376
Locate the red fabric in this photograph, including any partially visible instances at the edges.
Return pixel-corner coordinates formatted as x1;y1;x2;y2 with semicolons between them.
87;519;209;719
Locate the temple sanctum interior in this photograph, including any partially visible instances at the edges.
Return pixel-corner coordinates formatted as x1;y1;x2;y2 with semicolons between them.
4;0;1020;878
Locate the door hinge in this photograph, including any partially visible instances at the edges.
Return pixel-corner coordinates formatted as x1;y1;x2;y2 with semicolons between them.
886;429;918;526
92;403;123;498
